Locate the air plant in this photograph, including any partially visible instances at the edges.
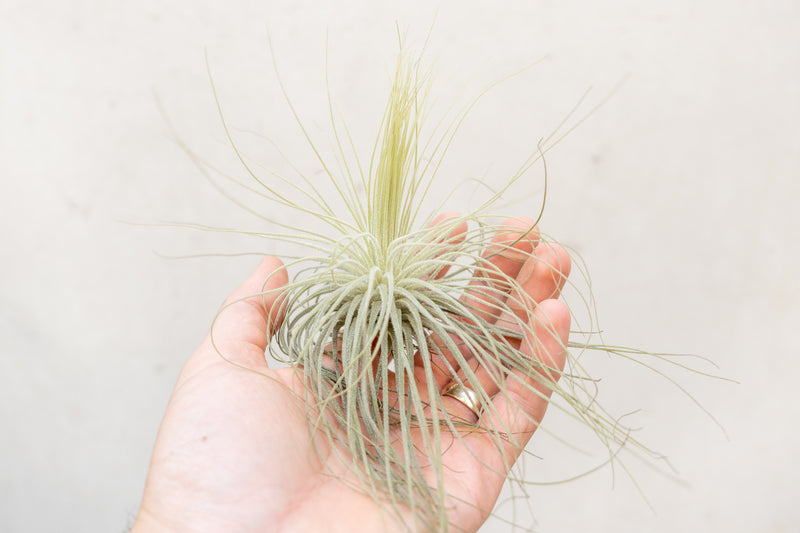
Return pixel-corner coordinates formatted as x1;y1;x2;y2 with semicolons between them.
172;35;719;533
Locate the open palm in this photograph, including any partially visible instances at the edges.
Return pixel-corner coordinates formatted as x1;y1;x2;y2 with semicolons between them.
133;219;571;533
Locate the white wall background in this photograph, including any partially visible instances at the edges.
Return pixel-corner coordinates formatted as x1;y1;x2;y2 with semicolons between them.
1;1;798;532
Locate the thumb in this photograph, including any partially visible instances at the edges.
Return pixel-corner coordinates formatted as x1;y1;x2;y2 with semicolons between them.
196;256;289;369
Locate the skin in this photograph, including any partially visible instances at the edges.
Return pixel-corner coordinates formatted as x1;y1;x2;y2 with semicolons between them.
132;217;572;533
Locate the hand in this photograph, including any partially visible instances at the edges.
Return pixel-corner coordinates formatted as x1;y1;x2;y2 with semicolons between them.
133;218;571;533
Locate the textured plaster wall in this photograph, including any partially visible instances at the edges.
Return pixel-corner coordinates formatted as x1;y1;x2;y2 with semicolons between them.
1;1;798;532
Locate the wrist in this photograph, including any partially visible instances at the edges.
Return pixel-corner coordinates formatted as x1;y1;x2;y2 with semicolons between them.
130;507;175;533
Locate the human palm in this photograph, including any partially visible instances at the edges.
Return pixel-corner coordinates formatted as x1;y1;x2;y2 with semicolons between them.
133;219;571;533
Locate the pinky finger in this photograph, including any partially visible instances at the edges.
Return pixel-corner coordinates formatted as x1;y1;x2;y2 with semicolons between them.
487;299;570;465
